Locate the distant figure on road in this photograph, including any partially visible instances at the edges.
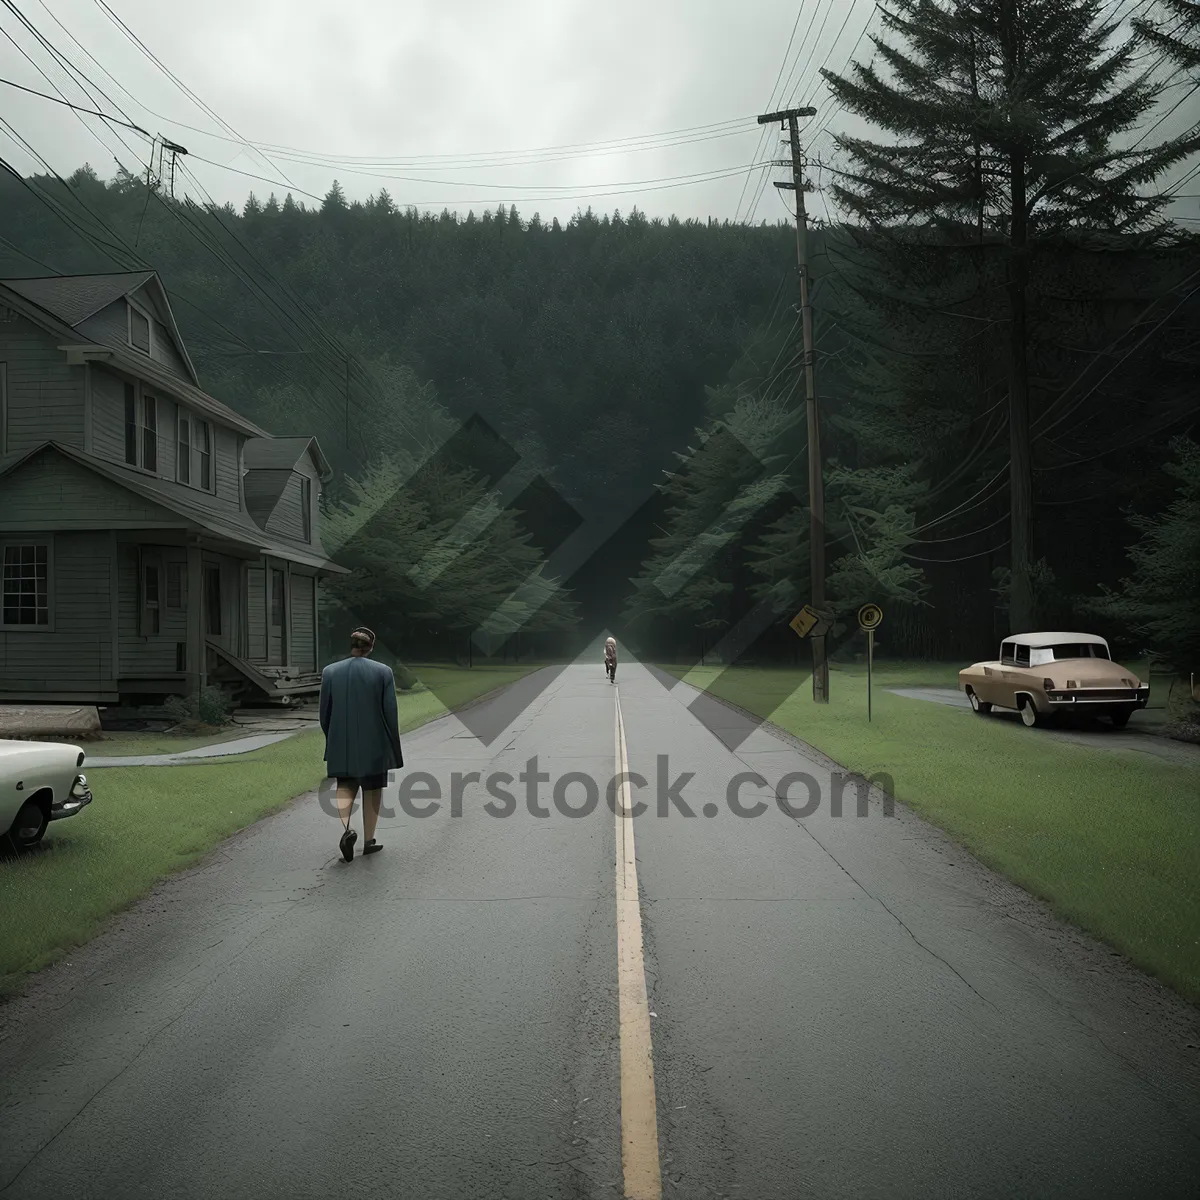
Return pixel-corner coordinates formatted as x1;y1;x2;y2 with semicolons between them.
319;627;404;862
605;637;617;683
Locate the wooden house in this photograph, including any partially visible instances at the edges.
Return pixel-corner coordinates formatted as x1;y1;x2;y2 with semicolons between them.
0;270;348;707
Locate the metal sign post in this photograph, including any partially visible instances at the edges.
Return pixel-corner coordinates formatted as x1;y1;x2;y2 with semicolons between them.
868;628;874;722
857;605;883;722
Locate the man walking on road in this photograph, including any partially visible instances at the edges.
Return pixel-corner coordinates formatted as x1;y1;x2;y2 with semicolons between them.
605;637;617;683
319;627;404;862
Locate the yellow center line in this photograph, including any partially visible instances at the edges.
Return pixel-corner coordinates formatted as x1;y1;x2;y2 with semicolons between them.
614;685;662;1200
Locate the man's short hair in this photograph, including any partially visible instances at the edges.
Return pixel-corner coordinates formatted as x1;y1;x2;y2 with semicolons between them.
350;627;376;651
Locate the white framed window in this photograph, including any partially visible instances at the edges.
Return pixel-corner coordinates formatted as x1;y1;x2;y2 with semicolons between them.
123;383;158;472
176;406;214;491
1;539;53;630
300;475;312;541
128;300;152;355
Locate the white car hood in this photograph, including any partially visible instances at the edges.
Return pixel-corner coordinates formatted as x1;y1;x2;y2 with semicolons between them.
0;738;83;765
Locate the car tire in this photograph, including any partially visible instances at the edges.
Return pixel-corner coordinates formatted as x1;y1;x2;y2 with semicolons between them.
9;798;48;849
968;690;992;714
1110;711;1131;729
1019;698;1040;728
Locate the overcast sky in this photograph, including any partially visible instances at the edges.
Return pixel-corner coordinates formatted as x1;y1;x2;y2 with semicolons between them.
1;0;1197;228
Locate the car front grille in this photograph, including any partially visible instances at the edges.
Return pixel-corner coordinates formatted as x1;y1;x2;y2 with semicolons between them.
1072;688;1138;702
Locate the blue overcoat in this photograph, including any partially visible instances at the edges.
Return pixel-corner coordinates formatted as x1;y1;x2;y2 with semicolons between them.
319;655;404;778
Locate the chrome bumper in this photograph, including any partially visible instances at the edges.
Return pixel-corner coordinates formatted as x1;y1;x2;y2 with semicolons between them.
50;776;93;821
1046;687;1149;707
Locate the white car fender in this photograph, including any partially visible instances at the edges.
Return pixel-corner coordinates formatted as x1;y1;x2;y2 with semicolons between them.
0;738;86;832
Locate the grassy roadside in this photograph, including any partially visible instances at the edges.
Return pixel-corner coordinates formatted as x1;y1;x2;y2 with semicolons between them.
0;663;538;995
664;660;1200;1001
65;662;540;757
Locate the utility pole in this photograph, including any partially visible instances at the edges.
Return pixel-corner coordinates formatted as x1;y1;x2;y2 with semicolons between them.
757;106;828;703
163;139;187;200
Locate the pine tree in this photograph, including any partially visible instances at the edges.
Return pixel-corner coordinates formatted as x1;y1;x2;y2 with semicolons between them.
821;0;1198;631
1085;436;1200;669
322;180;348;213
1133;0;1200;74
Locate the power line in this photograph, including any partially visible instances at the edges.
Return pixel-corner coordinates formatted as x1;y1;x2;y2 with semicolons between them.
1034;263;1200;440
780;0;837;108
0;75;148;134
737;1;814;224
904;540;1009;565
89;0;296;191
3;1;421;441
184;151;770;203
220;123;759;172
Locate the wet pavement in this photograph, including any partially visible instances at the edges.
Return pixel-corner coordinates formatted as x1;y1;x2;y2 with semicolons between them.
888;686;1200;767
2;662;1198;1198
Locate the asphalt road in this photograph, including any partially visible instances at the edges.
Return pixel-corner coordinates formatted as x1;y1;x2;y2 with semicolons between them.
888;686;1200;767
2;660;1198;1199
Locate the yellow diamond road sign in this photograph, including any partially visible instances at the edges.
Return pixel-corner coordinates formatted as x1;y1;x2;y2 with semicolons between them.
790;606;819;639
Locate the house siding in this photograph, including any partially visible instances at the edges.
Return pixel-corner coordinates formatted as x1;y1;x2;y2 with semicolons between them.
0;312;85;454
243;469;286;528
117;542;188;678
89;365;245;519
214;426;242;513
291;573;316;671
0;450;178;529
265;471;308;542
0;532;113;691
73;297;190;381
75;301;131;355
89;365;126;464
151;318;191;379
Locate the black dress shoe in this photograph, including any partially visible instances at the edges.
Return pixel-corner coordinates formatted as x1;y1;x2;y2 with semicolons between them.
363;839;382;855
339;827;358;862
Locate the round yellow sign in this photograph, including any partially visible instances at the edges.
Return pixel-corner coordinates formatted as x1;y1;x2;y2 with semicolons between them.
858;603;883;631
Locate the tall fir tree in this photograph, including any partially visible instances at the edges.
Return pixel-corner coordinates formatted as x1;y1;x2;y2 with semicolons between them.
822;0;1199;631
1132;0;1200;74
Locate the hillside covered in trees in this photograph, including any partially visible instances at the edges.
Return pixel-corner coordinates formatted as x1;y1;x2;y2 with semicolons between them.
1;0;1196;669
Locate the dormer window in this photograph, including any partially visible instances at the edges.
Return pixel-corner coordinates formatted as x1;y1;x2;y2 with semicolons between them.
128;301;151;354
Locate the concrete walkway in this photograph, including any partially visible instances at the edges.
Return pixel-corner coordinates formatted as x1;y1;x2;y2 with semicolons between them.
85;730;301;768
888;686;1200;767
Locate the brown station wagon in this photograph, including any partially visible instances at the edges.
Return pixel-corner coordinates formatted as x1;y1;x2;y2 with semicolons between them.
959;632;1149;729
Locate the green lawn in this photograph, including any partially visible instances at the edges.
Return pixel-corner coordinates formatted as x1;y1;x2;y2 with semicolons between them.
76;662;539;756
664;659;1200;1001
0;663;538;994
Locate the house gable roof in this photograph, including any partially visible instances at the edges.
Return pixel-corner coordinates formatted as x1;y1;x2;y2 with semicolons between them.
0;442;182;529
0;271;201;387
1;272;155;326
243;435;333;481
0;442;348;573
0;277;276;441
